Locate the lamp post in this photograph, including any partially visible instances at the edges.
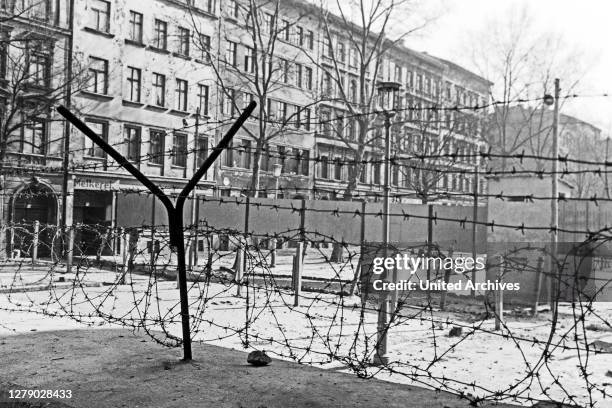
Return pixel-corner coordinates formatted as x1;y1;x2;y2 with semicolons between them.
373;80;401;366
270;163;283;267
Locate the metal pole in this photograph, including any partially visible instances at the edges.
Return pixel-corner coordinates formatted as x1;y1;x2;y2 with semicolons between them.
374;113;392;366
550;79;560;313
57;101;257;362
189;108;200;270
471;165;479;297
270;175;279;267
61;0;75;274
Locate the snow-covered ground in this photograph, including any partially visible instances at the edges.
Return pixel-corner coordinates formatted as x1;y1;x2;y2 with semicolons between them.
0;262;611;407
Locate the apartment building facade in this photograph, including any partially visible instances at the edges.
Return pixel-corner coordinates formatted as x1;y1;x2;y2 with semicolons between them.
0;0;72;256
1;0;492;257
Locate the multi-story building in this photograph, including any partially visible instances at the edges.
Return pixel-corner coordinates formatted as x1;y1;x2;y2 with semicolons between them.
313;40;492;203
0;0;72;257
0;0;493;258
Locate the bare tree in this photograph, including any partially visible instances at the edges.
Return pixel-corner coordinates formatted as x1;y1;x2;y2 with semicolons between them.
0;14;85;174
466;5;587;171
396;102;467;204
187;0;316;198
311;0;434;260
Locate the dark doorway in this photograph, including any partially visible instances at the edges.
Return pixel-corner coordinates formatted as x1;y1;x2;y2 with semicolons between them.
73;191;113;256
12;183;58;258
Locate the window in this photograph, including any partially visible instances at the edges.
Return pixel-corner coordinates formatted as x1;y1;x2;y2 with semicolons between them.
337;42;346;62
28;0;50;20
126;67;141;102
236;139;252;168
320;155;329;179
333;156;343;180
175;79;188;111
244;46;254;73
227;0;238;18
88;56;108;94
349;79;357;103
178;27;190;56
276;101;287;122
124;126;141;162
225;41;237;66
197;84;209;116
222;89;235;116
263;13;274;33
90;0;110;33
149;130;165;165
28;52;49;87
198;34;211;61
294;63;302;88
0;42;6;79
322;72;333;96
152;73;165;107
304;66;313;90
153;19;168;49
324;37;332;58
281;59;290;83
128;11;143;43
300;150;309;176
196;136;209;168
296;26;304;46
84;120;107;158
303;108;311;131
394;66;402;83
282;19;290;41
349;47;358;68
205;0;215;13
22;119;45;155
306;30;314;50
172;133;187;167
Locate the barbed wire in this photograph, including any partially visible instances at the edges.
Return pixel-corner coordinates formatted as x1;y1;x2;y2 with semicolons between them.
1;218;610;406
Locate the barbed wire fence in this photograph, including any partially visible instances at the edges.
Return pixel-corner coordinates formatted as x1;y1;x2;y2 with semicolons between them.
1;97;612;407
1;190;611;406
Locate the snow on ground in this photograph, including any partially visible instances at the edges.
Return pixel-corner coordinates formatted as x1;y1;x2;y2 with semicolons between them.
0;262;611;407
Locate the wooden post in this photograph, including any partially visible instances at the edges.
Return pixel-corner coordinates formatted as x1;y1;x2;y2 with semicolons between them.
270;238;277;267
439;247;454;310
494;254;505;331
120;228;128;284
533;256;544;316
235;238;244;297
32;220;40;265
293;242;303;306
350;201;367;296
150;197;156;271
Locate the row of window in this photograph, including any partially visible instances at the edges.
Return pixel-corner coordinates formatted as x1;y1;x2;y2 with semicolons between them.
87;56;210;114
220;89;312;130
224;141;309;176
89;3;212;61
83;119;209;169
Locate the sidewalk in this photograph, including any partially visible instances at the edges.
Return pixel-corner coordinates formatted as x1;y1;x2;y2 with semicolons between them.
0;328;518;408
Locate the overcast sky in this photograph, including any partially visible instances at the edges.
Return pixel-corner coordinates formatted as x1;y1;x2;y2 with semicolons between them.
402;0;612;135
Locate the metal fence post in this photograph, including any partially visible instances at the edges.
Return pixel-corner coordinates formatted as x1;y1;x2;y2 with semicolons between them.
32;220;39;265
58;101;257;362
494;254;505;331
235;237;244;297
120;228;128;284
533;256;545;316
293;242;303;306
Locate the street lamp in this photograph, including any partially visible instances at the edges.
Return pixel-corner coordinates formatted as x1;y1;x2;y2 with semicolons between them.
270;163;283;267
373;80;401;366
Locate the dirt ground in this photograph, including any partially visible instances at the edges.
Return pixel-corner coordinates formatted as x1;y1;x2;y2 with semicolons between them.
0;329;519;408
